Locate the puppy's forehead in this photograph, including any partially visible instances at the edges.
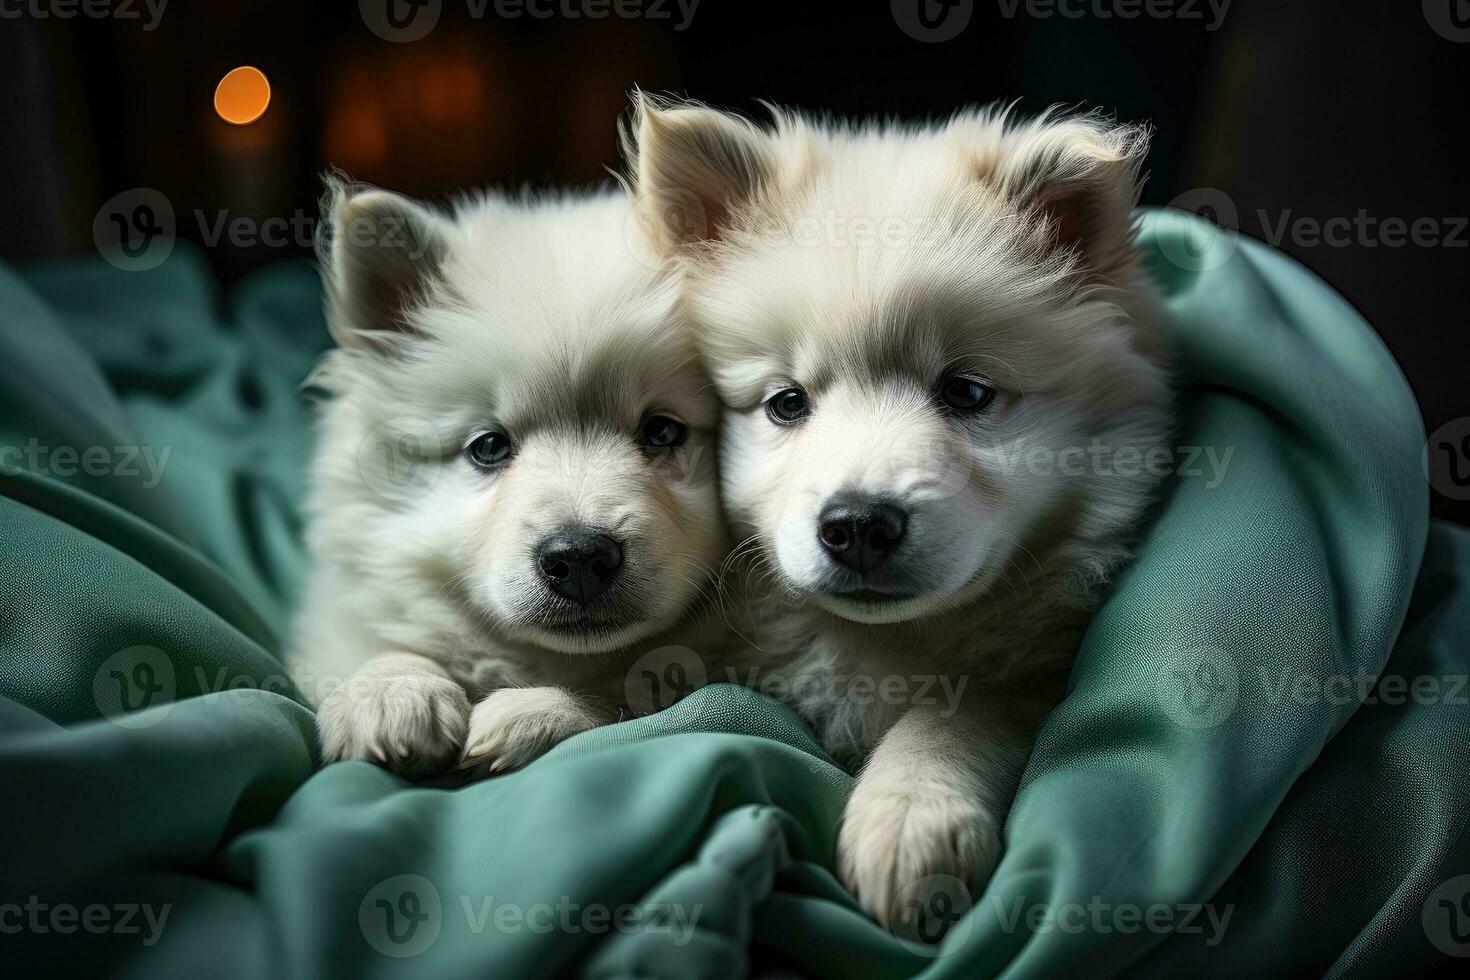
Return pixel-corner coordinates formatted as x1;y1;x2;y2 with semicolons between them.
510;325;707;426
699;228;1065;401
788;309;953;393
392;292;713;434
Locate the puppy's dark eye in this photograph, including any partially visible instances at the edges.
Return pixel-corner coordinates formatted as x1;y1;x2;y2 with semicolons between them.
766;387;810;425
938;376;996;413
466;431;513;469
640;415;687;449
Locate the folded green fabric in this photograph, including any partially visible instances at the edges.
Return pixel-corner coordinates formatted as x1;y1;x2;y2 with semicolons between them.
2;213;1466;978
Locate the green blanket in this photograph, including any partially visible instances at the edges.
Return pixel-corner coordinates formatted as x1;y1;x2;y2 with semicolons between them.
2;212;1467;978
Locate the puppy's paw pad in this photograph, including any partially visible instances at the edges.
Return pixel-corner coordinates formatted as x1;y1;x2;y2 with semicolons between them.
460;687;599;776
837;788;1001;942
318;671;470;780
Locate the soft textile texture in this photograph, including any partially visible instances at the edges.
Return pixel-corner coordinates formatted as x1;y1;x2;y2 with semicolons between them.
1;213;1466;978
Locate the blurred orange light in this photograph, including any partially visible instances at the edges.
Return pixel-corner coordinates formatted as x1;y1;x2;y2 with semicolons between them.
214;66;271;126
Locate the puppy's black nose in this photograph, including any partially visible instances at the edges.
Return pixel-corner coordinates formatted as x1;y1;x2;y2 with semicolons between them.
536;528;623;604
817;500;908;572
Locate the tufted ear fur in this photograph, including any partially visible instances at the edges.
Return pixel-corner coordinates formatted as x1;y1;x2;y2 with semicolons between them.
318;174;452;350
954;111;1151;278
623;93;780;254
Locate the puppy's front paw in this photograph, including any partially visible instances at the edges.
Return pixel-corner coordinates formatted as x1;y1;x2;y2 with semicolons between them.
460;687;604;776
837;785;1001;942
317;659;470;780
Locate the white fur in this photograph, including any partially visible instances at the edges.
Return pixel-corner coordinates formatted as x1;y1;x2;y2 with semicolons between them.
628;97;1173;937
292;181;733;778
461;687;610;776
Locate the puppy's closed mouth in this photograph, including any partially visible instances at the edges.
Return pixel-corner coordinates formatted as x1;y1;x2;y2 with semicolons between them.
535;610;635;635
813;586;937;625
830;588;915;603
539;623;632;641
530;591;649;634
524;608;646;655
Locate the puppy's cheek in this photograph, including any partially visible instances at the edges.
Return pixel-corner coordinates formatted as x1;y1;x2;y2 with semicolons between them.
772;533;818;590
718;415;782;526
622;493;705;621
770;499;828;590
465;486;542;623
908;489;1000;592
741;440;794;523
946;529;1000;594
675;493;729;588
468;562;526;624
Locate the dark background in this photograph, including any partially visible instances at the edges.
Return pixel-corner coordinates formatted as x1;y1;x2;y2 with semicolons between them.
1;0;1465;523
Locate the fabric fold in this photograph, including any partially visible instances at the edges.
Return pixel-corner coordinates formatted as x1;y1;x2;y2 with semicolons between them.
0;213;1464;978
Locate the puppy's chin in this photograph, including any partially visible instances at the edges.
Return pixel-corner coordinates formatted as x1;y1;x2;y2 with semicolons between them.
778;550;1002;626
521;620;656;655
478;566;699;655
810;591;945;625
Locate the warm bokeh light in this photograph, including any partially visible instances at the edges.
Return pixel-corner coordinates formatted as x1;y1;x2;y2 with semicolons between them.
214;66;271;126
325;101;390;172
418;60;482;124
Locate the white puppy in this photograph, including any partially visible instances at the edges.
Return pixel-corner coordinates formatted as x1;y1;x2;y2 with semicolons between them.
627;98;1173;937
292;179;730;779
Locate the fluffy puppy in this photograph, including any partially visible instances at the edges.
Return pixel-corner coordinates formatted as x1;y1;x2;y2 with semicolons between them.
292;179;730;779
627;98;1172;936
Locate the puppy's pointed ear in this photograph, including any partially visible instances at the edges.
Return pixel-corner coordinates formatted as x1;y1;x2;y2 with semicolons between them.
964;113;1150;277
319;175;452;350
625;94;778;253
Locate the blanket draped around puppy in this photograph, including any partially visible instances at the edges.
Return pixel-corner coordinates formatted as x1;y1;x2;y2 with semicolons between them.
2;212;1467;978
